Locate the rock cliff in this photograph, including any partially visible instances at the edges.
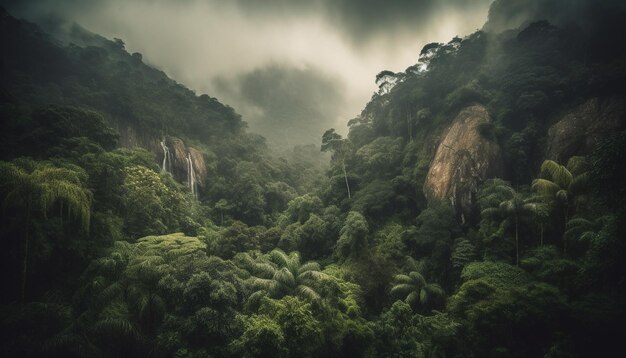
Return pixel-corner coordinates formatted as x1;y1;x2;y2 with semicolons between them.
114;123;208;192
161;137;207;190
423;105;503;223
545;96;626;162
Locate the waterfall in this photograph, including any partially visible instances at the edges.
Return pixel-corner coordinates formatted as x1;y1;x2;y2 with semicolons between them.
160;140;172;174
186;152;197;199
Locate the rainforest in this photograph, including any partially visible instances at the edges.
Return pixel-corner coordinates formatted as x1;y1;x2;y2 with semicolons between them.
1;0;625;357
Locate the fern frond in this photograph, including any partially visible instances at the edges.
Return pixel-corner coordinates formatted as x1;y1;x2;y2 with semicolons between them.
566;156;588;176
393;274;413;284
297;270;326;282
531;178;561;197
298;262;321;274
296;285;320;301
409;271;426;287
539;160;572;189
481;207;501;219
390;284;414;297
268;249;290;267
273;267;295;288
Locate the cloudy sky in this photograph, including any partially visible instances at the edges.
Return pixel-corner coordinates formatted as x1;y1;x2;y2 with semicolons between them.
3;0;494;146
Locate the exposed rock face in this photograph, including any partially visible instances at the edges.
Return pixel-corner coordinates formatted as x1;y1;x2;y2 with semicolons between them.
160;137;207;190
423;105;503;223
114;125;209;192
169;137;188;178
546;96;626;162
188;147;207;189
115;124;161;154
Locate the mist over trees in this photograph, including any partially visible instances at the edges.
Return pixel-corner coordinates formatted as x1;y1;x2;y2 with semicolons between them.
1;0;626;357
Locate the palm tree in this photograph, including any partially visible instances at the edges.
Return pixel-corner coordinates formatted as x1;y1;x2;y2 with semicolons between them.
481;181;536;266
390;271;445;313
532;157;589;252
525;195;551;246
78;235;201;356
238;249;325;307
564;215;612;256
0;160;91;302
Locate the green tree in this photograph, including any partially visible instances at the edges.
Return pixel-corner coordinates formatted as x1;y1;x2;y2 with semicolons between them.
0;159;91;302
295;214;331;260
335;211;369;261
372;301;423;357
280;194;323;225
80;233;207;356
239;249;325;307
321;129;353;199
258;296;323;357
231;314;287;358
532;157;590;252
564;215;612;257
390;271;445;313
481;180;538;266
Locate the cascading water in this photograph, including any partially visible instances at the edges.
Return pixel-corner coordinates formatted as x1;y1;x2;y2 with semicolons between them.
186;152;197;199
160;140;172;174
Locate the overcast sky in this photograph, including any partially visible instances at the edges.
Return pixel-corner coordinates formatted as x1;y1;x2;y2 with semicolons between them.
3;0;493;145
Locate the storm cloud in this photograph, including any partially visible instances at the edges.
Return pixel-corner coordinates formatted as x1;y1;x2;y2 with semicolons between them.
484;0;626;33
215;63;345;148
1;0;494;147
231;0;493;44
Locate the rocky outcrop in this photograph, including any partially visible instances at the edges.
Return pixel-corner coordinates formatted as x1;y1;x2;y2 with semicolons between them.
115;126;208;192
546;96;626;162
160;137;207;190
169;137;188;178
188;147;207;189
115;124;161;154
423;105;503;223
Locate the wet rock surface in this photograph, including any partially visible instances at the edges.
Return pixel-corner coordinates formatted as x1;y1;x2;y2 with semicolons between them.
423;105;503;223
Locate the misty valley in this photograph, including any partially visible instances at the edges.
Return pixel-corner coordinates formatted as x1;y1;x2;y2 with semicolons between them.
1;0;626;357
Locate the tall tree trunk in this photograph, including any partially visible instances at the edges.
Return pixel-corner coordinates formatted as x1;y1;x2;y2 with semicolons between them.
21;206;31;303
342;161;351;199
540;223;544;246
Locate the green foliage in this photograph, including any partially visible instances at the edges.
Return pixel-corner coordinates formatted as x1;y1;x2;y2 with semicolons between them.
121;165;200;239
449;260;570;356
335;211;370;261
239;249;326;306
479;179;541;265
450;237;477;275
390;271;445;314
590;131;626;211
231;313;287;358
280;194;323;225
2;4;626;357
0;159;92;302
371;301;424;357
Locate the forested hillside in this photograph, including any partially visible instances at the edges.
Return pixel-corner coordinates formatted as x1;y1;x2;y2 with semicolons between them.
1;0;626;357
